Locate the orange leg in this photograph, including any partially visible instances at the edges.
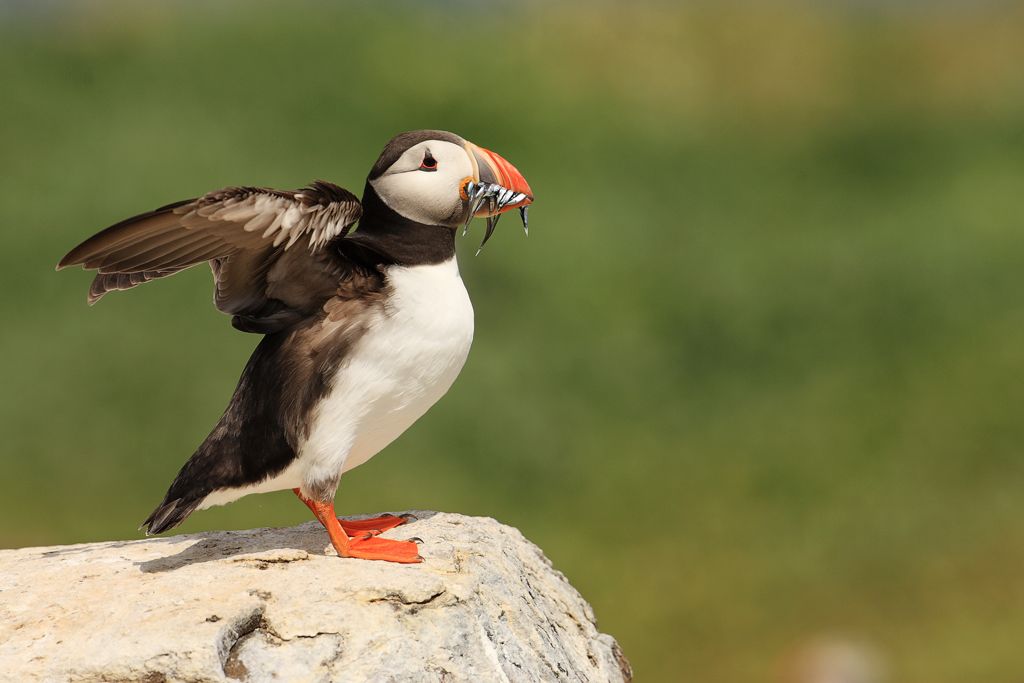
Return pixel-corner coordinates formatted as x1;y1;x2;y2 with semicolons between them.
293;489;421;564
292;489;411;536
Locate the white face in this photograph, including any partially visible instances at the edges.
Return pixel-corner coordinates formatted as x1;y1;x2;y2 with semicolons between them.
368;140;474;227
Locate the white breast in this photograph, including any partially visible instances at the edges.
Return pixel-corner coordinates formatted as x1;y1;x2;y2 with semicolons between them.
298;257;474;489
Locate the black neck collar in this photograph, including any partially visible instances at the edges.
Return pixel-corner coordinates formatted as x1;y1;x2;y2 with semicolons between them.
339;182;456;267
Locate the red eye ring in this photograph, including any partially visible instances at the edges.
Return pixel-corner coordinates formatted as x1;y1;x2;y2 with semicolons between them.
419;154;438;171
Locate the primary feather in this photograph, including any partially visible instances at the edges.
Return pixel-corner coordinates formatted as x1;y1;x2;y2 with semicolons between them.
58;181;362;331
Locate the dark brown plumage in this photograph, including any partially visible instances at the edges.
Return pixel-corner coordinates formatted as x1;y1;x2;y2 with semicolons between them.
58;181;362;330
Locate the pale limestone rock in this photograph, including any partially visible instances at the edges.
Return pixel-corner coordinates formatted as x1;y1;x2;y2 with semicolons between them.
0;512;631;682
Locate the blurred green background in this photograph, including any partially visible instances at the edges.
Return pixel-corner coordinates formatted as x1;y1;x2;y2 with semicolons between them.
2;1;1023;680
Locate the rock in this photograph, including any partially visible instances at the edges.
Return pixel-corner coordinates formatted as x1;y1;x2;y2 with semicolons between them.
0;512;631;682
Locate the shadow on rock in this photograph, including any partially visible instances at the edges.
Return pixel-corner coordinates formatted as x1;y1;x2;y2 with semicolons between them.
136;514;433;573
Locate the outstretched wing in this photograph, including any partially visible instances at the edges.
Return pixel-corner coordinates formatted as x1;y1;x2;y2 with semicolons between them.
58;181;362;332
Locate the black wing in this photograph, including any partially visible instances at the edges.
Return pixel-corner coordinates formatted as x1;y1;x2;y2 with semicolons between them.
58;181;362;332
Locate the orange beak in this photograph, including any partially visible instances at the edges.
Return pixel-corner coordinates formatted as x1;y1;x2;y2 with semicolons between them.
466;142;534;215
462;141;534;253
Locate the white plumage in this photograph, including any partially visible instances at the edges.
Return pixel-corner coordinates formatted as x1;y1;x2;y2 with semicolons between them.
198;256;474;510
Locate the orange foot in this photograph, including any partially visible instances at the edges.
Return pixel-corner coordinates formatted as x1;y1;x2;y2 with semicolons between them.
293;489;422;564
338;513;413;537
347;535;422;563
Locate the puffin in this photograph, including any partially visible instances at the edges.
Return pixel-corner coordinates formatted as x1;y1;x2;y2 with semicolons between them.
57;130;533;564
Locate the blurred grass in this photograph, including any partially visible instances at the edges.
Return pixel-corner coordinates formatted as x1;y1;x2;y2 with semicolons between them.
2;1;1024;681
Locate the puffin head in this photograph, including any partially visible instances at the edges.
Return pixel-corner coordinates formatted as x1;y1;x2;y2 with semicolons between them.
366;130;533;251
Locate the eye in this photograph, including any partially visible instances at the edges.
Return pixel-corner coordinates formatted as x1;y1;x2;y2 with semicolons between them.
419;152;438;172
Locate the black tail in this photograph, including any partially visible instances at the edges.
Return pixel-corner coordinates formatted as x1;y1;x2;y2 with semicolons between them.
140;495;202;535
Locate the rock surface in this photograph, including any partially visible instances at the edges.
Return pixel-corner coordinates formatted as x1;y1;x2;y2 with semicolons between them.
0;512;630;682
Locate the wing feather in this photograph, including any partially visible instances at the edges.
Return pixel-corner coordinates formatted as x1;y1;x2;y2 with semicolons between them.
89;269;186;305
59;181;363;330
97;225;211;269
100;232;227;273
71;212;187;269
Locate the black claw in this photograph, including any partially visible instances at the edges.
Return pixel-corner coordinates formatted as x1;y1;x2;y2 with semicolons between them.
408;536;424;545
520;206;529;235
399;513;418;522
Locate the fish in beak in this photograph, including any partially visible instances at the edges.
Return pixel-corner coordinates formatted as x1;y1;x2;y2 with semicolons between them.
462;142;534;254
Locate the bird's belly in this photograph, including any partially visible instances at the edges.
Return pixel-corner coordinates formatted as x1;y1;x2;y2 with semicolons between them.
340;371;454;474
298;259;474;487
